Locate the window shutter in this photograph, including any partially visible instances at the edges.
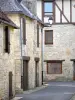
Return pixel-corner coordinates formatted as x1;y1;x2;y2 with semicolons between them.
47;62;62;74
22;18;26;44
8;28;10;53
37;24;39;47
45;30;53;44
4;26;10;53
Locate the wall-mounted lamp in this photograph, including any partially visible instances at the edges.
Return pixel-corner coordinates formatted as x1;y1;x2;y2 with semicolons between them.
48;16;53;27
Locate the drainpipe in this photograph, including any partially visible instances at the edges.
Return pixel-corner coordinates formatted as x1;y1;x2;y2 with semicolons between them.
20;17;23;88
41;28;44;85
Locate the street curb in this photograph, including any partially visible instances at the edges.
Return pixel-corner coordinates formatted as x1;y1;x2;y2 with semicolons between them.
23;84;49;94
49;85;75;87
12;84;49;100
69;93;75;100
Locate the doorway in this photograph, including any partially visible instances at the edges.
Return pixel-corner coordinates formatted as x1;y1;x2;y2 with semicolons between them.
35;57;39;87
73;62;75;80
23;60;28;91
9;72;13;99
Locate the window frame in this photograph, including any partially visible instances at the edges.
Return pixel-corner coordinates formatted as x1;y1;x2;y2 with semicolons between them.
42;0;55;23
47;61;62;74
45;30;53;45
44;1;53;16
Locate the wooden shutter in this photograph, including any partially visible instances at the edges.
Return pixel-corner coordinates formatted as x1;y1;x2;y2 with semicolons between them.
4;26;10;53
22;18;26;44
23;60;28;90
37;24;39;47
47;62;62;74
9;72;13;98
45;30;53;44
8;28;10;53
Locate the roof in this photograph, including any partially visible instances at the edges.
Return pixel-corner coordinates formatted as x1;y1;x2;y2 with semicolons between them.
35;16;47;26
0;0;45;26
0;0;35;19
0;0;21;12
0;10;19;28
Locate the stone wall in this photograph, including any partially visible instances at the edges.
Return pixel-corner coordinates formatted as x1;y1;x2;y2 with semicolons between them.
0;24;16;99
43;24;75;81
22;17;42;88
7;14;22;92
7;14;42;90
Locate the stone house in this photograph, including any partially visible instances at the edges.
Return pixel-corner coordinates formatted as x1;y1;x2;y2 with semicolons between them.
0;10;18;99
36;0;75;81
0;0;44;98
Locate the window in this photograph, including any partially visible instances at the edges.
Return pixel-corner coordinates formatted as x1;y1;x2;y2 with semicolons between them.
22;17;26;44
45;30;53;44
44;1;53;23
37;24;39;47
44;2;53;14
47;62;62;74
4;26;10;53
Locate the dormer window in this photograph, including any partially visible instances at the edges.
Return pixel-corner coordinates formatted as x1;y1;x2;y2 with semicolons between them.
43;1;54;24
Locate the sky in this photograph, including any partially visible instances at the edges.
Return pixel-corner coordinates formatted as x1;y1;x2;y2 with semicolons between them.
44;3;52;12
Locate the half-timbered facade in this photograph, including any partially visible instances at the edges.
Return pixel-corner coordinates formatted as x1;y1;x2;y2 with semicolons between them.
37;0;75;24
36;0;75;81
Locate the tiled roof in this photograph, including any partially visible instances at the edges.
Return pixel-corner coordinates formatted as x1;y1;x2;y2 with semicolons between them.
0;0;35;19
0;0;21;12
16;1;35;19
0;0;45;26
0;10;19;28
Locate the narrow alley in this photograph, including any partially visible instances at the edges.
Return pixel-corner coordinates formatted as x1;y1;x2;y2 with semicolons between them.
13;82;75;100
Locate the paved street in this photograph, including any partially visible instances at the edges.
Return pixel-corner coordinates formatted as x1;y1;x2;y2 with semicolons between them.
15;82;75;100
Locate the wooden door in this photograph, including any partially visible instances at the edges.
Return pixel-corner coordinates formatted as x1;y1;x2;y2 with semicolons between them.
35;61;39;87
23;60;28;91
9;72;13;99
73;62;75;80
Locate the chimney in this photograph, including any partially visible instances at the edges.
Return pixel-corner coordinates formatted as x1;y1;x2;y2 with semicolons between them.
21;0;37;15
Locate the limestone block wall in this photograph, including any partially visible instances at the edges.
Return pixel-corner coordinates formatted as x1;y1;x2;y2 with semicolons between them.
7;13;42;90
21;17;42;88
43;24;75;81
0;24;16;99
22;17;35;89
33;21;42;86
7;14;22;91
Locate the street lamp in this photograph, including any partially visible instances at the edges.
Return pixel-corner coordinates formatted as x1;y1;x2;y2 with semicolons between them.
48;16;53;27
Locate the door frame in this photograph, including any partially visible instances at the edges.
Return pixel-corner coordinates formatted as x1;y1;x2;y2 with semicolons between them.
34;57;39;87
9;71;13;99
70;59;75;80
21;56;30;91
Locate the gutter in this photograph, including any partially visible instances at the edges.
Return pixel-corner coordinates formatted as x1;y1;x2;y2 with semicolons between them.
20;16;23;88
41;28;44;85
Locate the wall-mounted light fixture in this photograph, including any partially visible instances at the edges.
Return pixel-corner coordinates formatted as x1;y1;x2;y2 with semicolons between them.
73;4;75;8
48;16;53;27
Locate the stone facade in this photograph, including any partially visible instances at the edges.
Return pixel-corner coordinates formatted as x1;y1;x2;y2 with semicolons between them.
0;24;17;99
21;17;42;88
0;13;43;100
43;24;75;81
7;14;22;92
0;0;43;98
7;13;43;90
